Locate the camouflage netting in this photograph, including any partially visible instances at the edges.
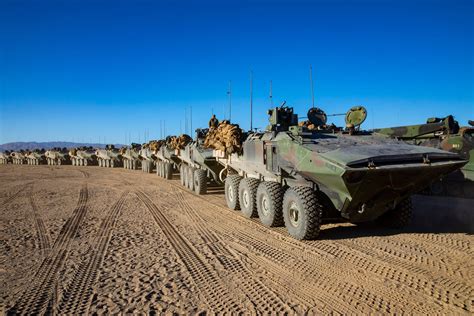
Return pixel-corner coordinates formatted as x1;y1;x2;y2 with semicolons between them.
166;134;192;150
204;120;243;154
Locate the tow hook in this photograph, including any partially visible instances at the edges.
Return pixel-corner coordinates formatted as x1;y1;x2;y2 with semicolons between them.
423;155;431;164
358;204;366;214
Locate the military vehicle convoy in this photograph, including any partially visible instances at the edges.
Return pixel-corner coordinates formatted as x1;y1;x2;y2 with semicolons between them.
45;148;70;165
69;147;97;166
1;105;469;240
177;129;225;194
212;106;466;239
120;143;142;170
26;149;46;165
0;151;10;164
374;117;474;198
96;145;122;168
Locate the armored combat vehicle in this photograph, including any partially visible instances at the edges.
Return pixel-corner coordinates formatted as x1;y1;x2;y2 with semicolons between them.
139;141;160;173
120;143;142;170
214;106;467;240
45;148;70;165
69;147;97;166
0;151;11;164
96;145;121;168
178;129;225;194
156;136;190;179
11;151;27;164
374;117;474;198
25;149;46;165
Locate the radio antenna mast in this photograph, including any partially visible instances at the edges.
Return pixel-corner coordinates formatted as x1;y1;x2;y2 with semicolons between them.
190;105;193;134
228;80;232;121
309;65;315;109
250;70;253;131
269;80;273;106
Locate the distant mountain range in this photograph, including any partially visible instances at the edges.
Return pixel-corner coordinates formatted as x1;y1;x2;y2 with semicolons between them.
0;142;125;152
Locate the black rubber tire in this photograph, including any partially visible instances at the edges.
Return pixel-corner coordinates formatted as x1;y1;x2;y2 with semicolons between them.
187;167;195;190
239;178;260;218
283;187;323;240
194;169;207;195
165;163;173;179
376;197;412;228
225;175;242;210
183;165;189;187
180;165;186;186
257;181;284;227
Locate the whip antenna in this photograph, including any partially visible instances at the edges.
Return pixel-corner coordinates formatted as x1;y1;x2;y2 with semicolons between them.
270;80;273;106
250;70;254;131
309;65;315;109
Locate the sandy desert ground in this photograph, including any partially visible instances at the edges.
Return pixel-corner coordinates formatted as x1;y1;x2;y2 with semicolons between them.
0;164;473;314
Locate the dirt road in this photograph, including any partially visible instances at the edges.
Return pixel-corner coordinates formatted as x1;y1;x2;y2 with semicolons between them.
0;165;472;314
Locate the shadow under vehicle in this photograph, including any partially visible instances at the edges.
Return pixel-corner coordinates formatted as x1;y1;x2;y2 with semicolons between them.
374;117;474;198
213;105;467;240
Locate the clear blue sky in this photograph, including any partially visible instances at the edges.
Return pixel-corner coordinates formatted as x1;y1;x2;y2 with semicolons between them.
1;0;473;144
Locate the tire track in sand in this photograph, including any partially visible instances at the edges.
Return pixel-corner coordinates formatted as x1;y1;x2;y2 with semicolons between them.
8;184;89;315
169;187;465;313
135;190;245;314
57;191;129;314
28;192;52;256
173;190;295;314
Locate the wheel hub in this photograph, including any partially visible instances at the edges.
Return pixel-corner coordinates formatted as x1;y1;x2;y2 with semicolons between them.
261;196;270;216
243;190;250;208
289;201;300;227
228;186;235;202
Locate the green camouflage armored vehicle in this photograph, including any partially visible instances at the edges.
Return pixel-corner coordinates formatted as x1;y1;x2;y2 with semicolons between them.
69;147;97;166
214;106;466;240
11;151;27;164
45;148;70;165
178;129;225;194
96;145;121;168
0;151;11;164
120;143;142;170
25;149;46;165
374;117;474;198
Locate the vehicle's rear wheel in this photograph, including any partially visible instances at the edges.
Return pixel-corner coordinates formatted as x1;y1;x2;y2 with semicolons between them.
187;167;195;190
180;165;186;186
225;175;242;210
194;169;207;195
84;159;88;166
183;165;189;187
57;159;61;166
283;187;322;240
257;181;284;227
239;178;260;218
376;197;412;228
165;163;173;179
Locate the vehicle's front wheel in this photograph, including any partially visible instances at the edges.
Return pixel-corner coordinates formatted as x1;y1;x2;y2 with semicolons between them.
283;187;322;240
225;175;242;210
376;197;412;228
